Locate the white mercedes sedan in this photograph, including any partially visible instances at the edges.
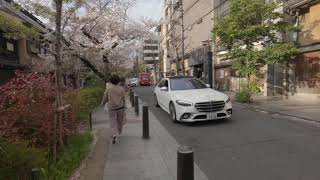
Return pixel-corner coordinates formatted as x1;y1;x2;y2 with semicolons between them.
154;76;232;122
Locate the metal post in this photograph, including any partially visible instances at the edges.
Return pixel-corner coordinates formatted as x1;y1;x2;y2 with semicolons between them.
142;106;149;139
130;89;134;107
177;146;194;180
89;112;93;131
31;168;40;180
134;96;139;116
208;50;213;88
180;1;185;75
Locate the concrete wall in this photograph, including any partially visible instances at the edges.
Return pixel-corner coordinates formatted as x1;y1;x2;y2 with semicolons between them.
183;0;213;53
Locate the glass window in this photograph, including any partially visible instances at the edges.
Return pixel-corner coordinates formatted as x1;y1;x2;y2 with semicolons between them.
158;80;165;87
170;78;207;91
141;76;150;81
164;80;168;87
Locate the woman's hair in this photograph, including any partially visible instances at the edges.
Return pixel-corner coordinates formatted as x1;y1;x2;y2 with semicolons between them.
109;74;120;85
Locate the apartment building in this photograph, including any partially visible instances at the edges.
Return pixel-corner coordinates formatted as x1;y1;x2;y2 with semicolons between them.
142;37;160;83
160;0;215;80
0;0;50;85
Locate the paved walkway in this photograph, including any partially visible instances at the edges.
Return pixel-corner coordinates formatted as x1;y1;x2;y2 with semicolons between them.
225;91;320;122
99;101;209;180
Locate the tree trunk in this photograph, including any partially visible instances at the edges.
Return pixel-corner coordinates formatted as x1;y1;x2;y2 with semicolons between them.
78;56;106;81
54;0;64;161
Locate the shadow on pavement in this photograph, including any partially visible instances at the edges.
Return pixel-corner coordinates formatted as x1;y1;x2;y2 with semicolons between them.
180;118;232;127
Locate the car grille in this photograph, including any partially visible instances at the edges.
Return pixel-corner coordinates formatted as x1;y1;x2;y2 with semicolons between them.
195;101;225;112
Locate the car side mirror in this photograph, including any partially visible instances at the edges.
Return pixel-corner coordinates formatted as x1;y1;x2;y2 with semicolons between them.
205;84;211;88
160;86;168;91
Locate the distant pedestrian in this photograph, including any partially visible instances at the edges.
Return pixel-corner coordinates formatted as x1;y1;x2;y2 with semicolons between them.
101;75;126;144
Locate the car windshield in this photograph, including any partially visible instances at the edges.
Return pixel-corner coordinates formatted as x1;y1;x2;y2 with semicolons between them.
170;78;207;90
141;75;150;81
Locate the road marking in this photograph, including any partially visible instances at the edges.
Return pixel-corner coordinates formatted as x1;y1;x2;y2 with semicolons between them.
256;110;268;114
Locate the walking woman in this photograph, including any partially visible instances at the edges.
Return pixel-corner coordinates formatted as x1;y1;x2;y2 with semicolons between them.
101;75;126;144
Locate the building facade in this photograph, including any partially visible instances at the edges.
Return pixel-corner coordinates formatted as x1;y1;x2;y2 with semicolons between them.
143;38;160;83
0;0;50;85
285;0;320;97
159;0;320;98
160;0;214;80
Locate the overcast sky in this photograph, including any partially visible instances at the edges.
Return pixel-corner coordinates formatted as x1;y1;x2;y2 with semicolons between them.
128;0;162;21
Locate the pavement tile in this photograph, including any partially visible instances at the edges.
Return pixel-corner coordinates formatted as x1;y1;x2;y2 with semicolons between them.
101;99;209;180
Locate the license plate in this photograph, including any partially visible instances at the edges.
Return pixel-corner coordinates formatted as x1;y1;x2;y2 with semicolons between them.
207;113;216;119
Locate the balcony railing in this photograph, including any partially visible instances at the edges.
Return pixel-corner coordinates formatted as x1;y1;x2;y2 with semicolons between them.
284;0;317;9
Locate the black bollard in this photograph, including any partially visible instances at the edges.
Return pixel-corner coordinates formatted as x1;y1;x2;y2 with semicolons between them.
134;96;139;116
31;168;40;180
142;106;149;139
177;146;194;180
130;90;134;107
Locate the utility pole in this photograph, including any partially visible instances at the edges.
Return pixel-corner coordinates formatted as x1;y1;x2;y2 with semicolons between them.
212;0;216;88
153;51;157;84
180;0;185;75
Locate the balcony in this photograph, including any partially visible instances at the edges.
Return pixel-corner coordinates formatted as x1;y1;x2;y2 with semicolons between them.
284;0;317;9
143;56;159;64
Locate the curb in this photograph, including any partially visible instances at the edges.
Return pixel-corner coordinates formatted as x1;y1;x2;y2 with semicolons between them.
69;130;99;180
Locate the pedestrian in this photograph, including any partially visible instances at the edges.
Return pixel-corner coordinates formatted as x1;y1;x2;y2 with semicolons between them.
101;75;126;144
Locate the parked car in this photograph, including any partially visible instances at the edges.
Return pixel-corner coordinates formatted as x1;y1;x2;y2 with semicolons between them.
128;78;139;87
154;76;232;122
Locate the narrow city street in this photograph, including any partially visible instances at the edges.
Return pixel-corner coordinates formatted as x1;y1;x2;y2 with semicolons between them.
134;86;320;180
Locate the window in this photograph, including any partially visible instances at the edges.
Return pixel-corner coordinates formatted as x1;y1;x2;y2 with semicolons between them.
170;78;207;91
164;80;168;87
0;34;18;62
158;80;166;87
6;42;14;51
158;80;168;88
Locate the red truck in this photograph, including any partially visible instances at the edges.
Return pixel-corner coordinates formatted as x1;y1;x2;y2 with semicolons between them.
139;72;152;86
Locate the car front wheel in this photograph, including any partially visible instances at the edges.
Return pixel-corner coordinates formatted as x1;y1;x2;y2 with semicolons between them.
169;102;178;123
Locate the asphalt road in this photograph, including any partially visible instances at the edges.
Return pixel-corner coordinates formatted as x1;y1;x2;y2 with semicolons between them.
134;86;320;180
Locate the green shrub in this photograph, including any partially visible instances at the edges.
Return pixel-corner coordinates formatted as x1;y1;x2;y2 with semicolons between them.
0;139;47;180
44;132;93;180
235;80;261;103
79;86;104;121
235;90;251;103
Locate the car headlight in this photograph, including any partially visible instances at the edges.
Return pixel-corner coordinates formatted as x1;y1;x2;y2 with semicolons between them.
226;97;231;103
176;100;193;106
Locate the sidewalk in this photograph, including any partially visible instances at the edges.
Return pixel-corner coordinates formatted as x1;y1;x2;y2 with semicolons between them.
101;101;209;180
225;91;320;122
